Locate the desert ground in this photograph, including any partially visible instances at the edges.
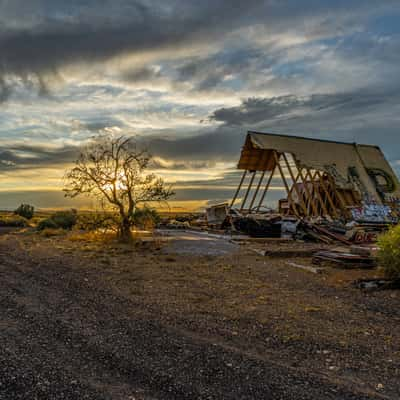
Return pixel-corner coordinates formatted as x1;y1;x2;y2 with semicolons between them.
1;229;399;399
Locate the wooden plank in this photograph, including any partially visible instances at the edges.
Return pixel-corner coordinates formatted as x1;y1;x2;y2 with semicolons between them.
314;170;338;218
282;153;308;216
240;170;257;211
304;168;329;217
286;261;324;274
256;165;276;212
324;173;349;218
248;171;265;212
230;170;247;208
293;160;319;217
273;151;299;217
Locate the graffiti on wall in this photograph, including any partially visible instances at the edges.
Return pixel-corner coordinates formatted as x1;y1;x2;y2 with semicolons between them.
351;203;393;222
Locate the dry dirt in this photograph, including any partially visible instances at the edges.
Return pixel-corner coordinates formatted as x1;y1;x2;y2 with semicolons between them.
0;230;399;399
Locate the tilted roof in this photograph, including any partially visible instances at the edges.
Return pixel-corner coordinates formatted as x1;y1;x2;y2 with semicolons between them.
237;131;400;203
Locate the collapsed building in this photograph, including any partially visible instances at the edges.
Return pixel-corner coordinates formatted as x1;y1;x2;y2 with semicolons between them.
230;131;400;222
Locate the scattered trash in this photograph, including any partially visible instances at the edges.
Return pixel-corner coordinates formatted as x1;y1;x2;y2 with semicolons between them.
313;249;376;269
296;221;352;245
352;279;400;291
233;215;281;238
205;203;230;227
286;261;324;274
164;219;191;229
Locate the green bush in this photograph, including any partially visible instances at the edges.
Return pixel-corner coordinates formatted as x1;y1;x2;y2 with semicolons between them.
14;204;34;220
37;218;59;231
132;207;160;230
378;224;400;279
0;215;28;227
37;209;78;231
51;209;78;230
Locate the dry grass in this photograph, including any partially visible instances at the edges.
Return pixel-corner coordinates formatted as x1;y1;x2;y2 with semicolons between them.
39;228;66;237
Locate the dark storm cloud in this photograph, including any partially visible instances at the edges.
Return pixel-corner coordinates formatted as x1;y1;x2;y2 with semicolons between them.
1;1;398;82
141;127;243;162
0;0;265;77
0;76;11;102
0;144;79;170
176;47;269;91
209;88;400;126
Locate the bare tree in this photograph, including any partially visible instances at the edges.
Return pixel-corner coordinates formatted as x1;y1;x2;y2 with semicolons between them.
64;135;174;240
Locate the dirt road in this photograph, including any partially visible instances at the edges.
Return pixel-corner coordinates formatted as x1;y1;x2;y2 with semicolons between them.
0;233;398;399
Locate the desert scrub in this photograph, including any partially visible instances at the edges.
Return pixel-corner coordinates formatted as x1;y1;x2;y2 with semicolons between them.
14;204;34;220
40;228;66;238
37;209;78;231
0;215;28;227
37;218;59;231
378;224;400;279
132;207;160;230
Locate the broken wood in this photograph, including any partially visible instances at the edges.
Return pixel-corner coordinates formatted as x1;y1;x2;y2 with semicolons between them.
230;170;247;208
286;261;324;274
256;165;276;211
240;170;257;211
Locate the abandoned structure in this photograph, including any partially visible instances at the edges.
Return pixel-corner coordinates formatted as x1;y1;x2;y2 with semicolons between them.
230;132;400;220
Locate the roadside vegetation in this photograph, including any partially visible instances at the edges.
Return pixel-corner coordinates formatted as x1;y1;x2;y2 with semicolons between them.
378;224;400;279
14;203;34;220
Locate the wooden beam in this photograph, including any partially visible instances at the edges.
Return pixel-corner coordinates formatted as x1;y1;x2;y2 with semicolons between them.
314;171;338;218
273;151;299;217
304;168;329;217
256;165;276;212
324;173;349;219
240;170;257;211
282;153;308;216
293;160;319;217
248;171;266;212
230;170;247;208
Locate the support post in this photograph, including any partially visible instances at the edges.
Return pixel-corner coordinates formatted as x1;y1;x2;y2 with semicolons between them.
256;165;276;212
314;171;338;218
282;153;309;216
293;160;319;217
230;170;247;208
248;171;266;212
325;173;349;219
240;170;256;212
273;152;299;217
304;168;329;217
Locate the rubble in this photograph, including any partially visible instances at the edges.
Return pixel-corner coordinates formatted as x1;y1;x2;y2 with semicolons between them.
285;261;324;274
232;215;281;238
352;278;400;290
312;249;376;269
223;131;399;243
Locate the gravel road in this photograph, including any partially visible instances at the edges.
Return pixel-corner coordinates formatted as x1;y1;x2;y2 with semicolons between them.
0;234;392;399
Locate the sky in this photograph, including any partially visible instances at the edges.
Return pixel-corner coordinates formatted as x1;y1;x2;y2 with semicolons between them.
0;0;400;211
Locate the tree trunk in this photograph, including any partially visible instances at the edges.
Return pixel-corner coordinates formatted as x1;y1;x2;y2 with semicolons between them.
118;217;132;242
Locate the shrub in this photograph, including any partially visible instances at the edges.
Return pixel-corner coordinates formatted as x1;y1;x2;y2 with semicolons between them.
132;207;160;230
37;209;78;231
51;209;78;230
37;218;59;231
14;204;34;220
378;224;400;279
0;215;28;227
40;228;65;238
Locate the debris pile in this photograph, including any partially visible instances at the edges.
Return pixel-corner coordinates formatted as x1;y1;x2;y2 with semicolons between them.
312;248;376;269
220;131;399;244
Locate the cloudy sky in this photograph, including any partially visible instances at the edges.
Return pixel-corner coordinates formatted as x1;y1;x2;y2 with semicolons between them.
0;0;400;210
